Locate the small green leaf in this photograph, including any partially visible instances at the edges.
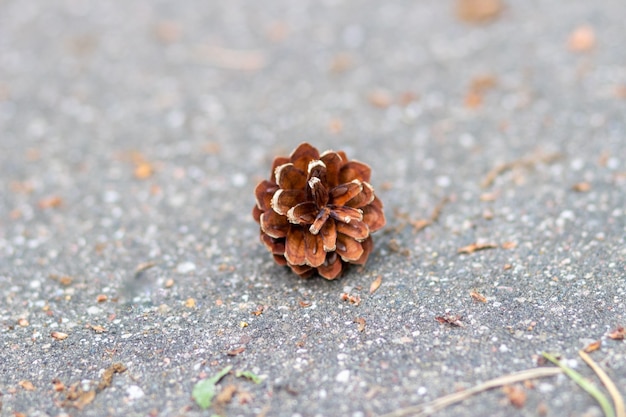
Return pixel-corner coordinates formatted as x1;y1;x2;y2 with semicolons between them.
192;366;233;410
236;370;262;384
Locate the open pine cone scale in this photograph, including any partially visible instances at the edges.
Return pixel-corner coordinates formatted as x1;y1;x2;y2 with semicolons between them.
253;143;385;279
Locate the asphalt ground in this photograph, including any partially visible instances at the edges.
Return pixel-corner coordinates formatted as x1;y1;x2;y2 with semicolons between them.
1;1;625;416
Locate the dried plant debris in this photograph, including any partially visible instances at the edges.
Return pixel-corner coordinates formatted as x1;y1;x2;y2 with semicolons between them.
502;385;527;408
481;152;562;188
542;352;623;417
583;340;602;353
608;326;625;340
455;0;504;23
568;25;596;52
252;143;386;279
341;292;362;306
56;363;127;410
578;350;626;417
354;317;367;332
380;367;562;417
435;313;465;327
572;182;592;192
369;275;383;294
410;197;449;232
227;347;245;356
457;242;497;254
469;290;487;303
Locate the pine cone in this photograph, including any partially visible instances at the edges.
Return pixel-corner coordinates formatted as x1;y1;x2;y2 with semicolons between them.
253;143;386;279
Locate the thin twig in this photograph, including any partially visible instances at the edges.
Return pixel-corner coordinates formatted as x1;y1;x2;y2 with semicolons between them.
380;367;562;417
481;152;561;188
579;350;626;417
542;352;615;417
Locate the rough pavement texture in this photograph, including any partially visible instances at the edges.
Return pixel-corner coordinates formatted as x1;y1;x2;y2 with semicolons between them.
1;1;625;416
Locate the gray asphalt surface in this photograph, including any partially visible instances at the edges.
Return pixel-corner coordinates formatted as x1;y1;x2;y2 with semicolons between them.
1;1;625;416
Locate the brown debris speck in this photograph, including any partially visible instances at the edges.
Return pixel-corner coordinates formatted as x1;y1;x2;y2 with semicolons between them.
367;89;393;108
299;300;312;308
607;326;625;340
184;298;196;308
38;196;63;209
458;242;497;254
51;331;69;340
568;25;595;52
583;340;601;353
251;305;266;316
501;241;517;250
17;318;29;327
97;363;127;392
52;378;65;392
164;278;175;288
470;290;487;303
19;380;35;391
435;313;465;327
354;317;366;332
96;294;108;303
341;293;361;306
153;20;182;44
502;385;527;408
369;275;383;294
572;182;591;192
330;53;354;73
227;346;245;356
214;384;238;414
88;324;107;333
456;0;503;23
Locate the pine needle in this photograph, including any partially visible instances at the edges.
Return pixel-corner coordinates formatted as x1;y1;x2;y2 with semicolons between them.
579;350;626;417
380;367;562;417
542;352;615;417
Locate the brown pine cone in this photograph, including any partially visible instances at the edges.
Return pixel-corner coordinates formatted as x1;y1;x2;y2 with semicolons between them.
252;143;386;279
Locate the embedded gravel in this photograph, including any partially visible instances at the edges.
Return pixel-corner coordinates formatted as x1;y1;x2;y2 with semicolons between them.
1;1;625;417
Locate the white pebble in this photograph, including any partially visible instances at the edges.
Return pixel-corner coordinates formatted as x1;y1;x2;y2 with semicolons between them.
336;369;350;383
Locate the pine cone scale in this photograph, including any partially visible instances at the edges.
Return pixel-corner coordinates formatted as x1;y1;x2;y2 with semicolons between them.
253;143;386;279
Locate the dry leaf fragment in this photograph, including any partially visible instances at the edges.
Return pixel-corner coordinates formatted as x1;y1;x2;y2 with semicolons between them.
251;305;265;316
73;390;96;410
607;326;625;340
97;363;127;392
227;347;245;356
502;385;527;408
89;324;107;333
299;300;312;308
458;242;497;254
19;380;35;391
51;331;69;340
435;314;465;327
354;317;366;332
341;293;361;306
153;20;182;44
501;241;517;250
367;89;393;108
456;0;503;23
369;275;383;294
134;162;154;179
568;25;595;52
572;182;591;192
214;384;237;408
470;290;487;303
52;378;65;392
38;196;63;209
583;340;602;353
